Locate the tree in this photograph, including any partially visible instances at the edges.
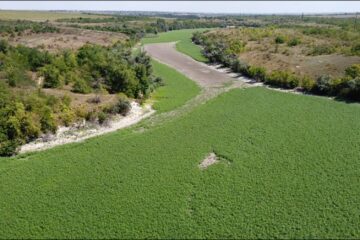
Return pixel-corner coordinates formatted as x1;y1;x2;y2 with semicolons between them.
41;65;63;88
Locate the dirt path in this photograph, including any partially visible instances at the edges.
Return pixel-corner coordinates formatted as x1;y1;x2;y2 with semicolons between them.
144;42;240;88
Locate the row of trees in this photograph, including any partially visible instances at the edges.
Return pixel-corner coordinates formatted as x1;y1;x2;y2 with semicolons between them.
193;31;360;101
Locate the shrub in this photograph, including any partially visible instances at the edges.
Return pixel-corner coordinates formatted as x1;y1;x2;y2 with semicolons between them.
345;64;360;78
248;66;267;82
41;65;63;88
310;45;335;55
287;38;301;47
300;76;316;92
97;111;108;125
106;93;132;116
350;43;360;55
315;75;333;95
275;36;285;44
72;78;92;94
266;71;299;89
40;107;57;133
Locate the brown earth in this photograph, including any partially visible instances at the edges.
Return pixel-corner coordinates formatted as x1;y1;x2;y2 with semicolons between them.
144;42;236;88
8;27;127;52
240;50;360;79
207;28;360;79
43;88;118;111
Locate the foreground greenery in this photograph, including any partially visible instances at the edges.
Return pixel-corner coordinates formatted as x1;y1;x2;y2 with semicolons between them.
1;87;359;238
0;40;160;156
150;60;200;113
141;29;208;62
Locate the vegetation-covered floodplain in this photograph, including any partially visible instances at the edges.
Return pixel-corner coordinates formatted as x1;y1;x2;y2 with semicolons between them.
141;29;208;62
150;60;200;113
1;87;359;239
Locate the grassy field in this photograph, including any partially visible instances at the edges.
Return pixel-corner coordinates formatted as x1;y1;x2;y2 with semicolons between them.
150;60;201;113
141;29;208;62
1;87;359;238
0;10;109;21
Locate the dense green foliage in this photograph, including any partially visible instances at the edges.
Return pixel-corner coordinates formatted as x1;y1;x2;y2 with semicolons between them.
0;39;162;156
142;29;208;62
1;87;359;238
0;84;74;156
193;32;360;101
151;60;200;113
0;20;58;35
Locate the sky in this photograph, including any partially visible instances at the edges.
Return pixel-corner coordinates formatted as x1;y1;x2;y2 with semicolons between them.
0;1;359;14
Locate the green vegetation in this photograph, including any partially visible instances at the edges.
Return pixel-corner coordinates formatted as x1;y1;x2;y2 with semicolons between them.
0;38;162;156
151;60;200;113
1;87;359;238
0;20;58;35
193;31;360;101
142;29;209;62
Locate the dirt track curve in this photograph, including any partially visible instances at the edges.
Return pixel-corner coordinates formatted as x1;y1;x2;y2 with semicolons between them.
144;42;237;88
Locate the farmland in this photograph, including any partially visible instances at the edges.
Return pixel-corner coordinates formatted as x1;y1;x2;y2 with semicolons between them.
0;10;109;21
141;29;208;62
1;87;360;238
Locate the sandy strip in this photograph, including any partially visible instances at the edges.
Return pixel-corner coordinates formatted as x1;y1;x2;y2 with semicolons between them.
19;102;155;154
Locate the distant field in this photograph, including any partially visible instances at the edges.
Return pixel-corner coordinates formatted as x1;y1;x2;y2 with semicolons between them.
1;87;359;238
0;10;109;21
141;29;209;62
151;60;200;113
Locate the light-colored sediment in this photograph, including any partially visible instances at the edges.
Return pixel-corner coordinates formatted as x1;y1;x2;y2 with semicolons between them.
19;102;154;154
199;152;219;170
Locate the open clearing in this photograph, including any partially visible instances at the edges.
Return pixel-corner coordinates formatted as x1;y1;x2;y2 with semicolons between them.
8;27;127;52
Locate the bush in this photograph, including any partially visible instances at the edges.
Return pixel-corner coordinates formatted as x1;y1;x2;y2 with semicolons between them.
315;75;333;95
345;64;360;78
287;38;301;47
248;66;267;82
41;65;63;88
266;71;299;89
106;93;132;116
350;43;360;55
310;45;335;55
275;36;285;44
300;76;316;92
97;111;108;125
72;78;92;94
40;107;57;133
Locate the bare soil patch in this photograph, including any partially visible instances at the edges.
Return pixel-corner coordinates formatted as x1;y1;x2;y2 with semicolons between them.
199;152;219;170
144;42;240;88
20;102;154;154
42;88;118;112
8;27;127;52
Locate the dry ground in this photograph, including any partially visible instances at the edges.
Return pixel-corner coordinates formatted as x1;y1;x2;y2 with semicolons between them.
7;27;127;52
144;42;238;88
207;28;360;79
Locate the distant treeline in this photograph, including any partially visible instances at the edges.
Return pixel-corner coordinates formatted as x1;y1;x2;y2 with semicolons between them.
0;20;59;35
